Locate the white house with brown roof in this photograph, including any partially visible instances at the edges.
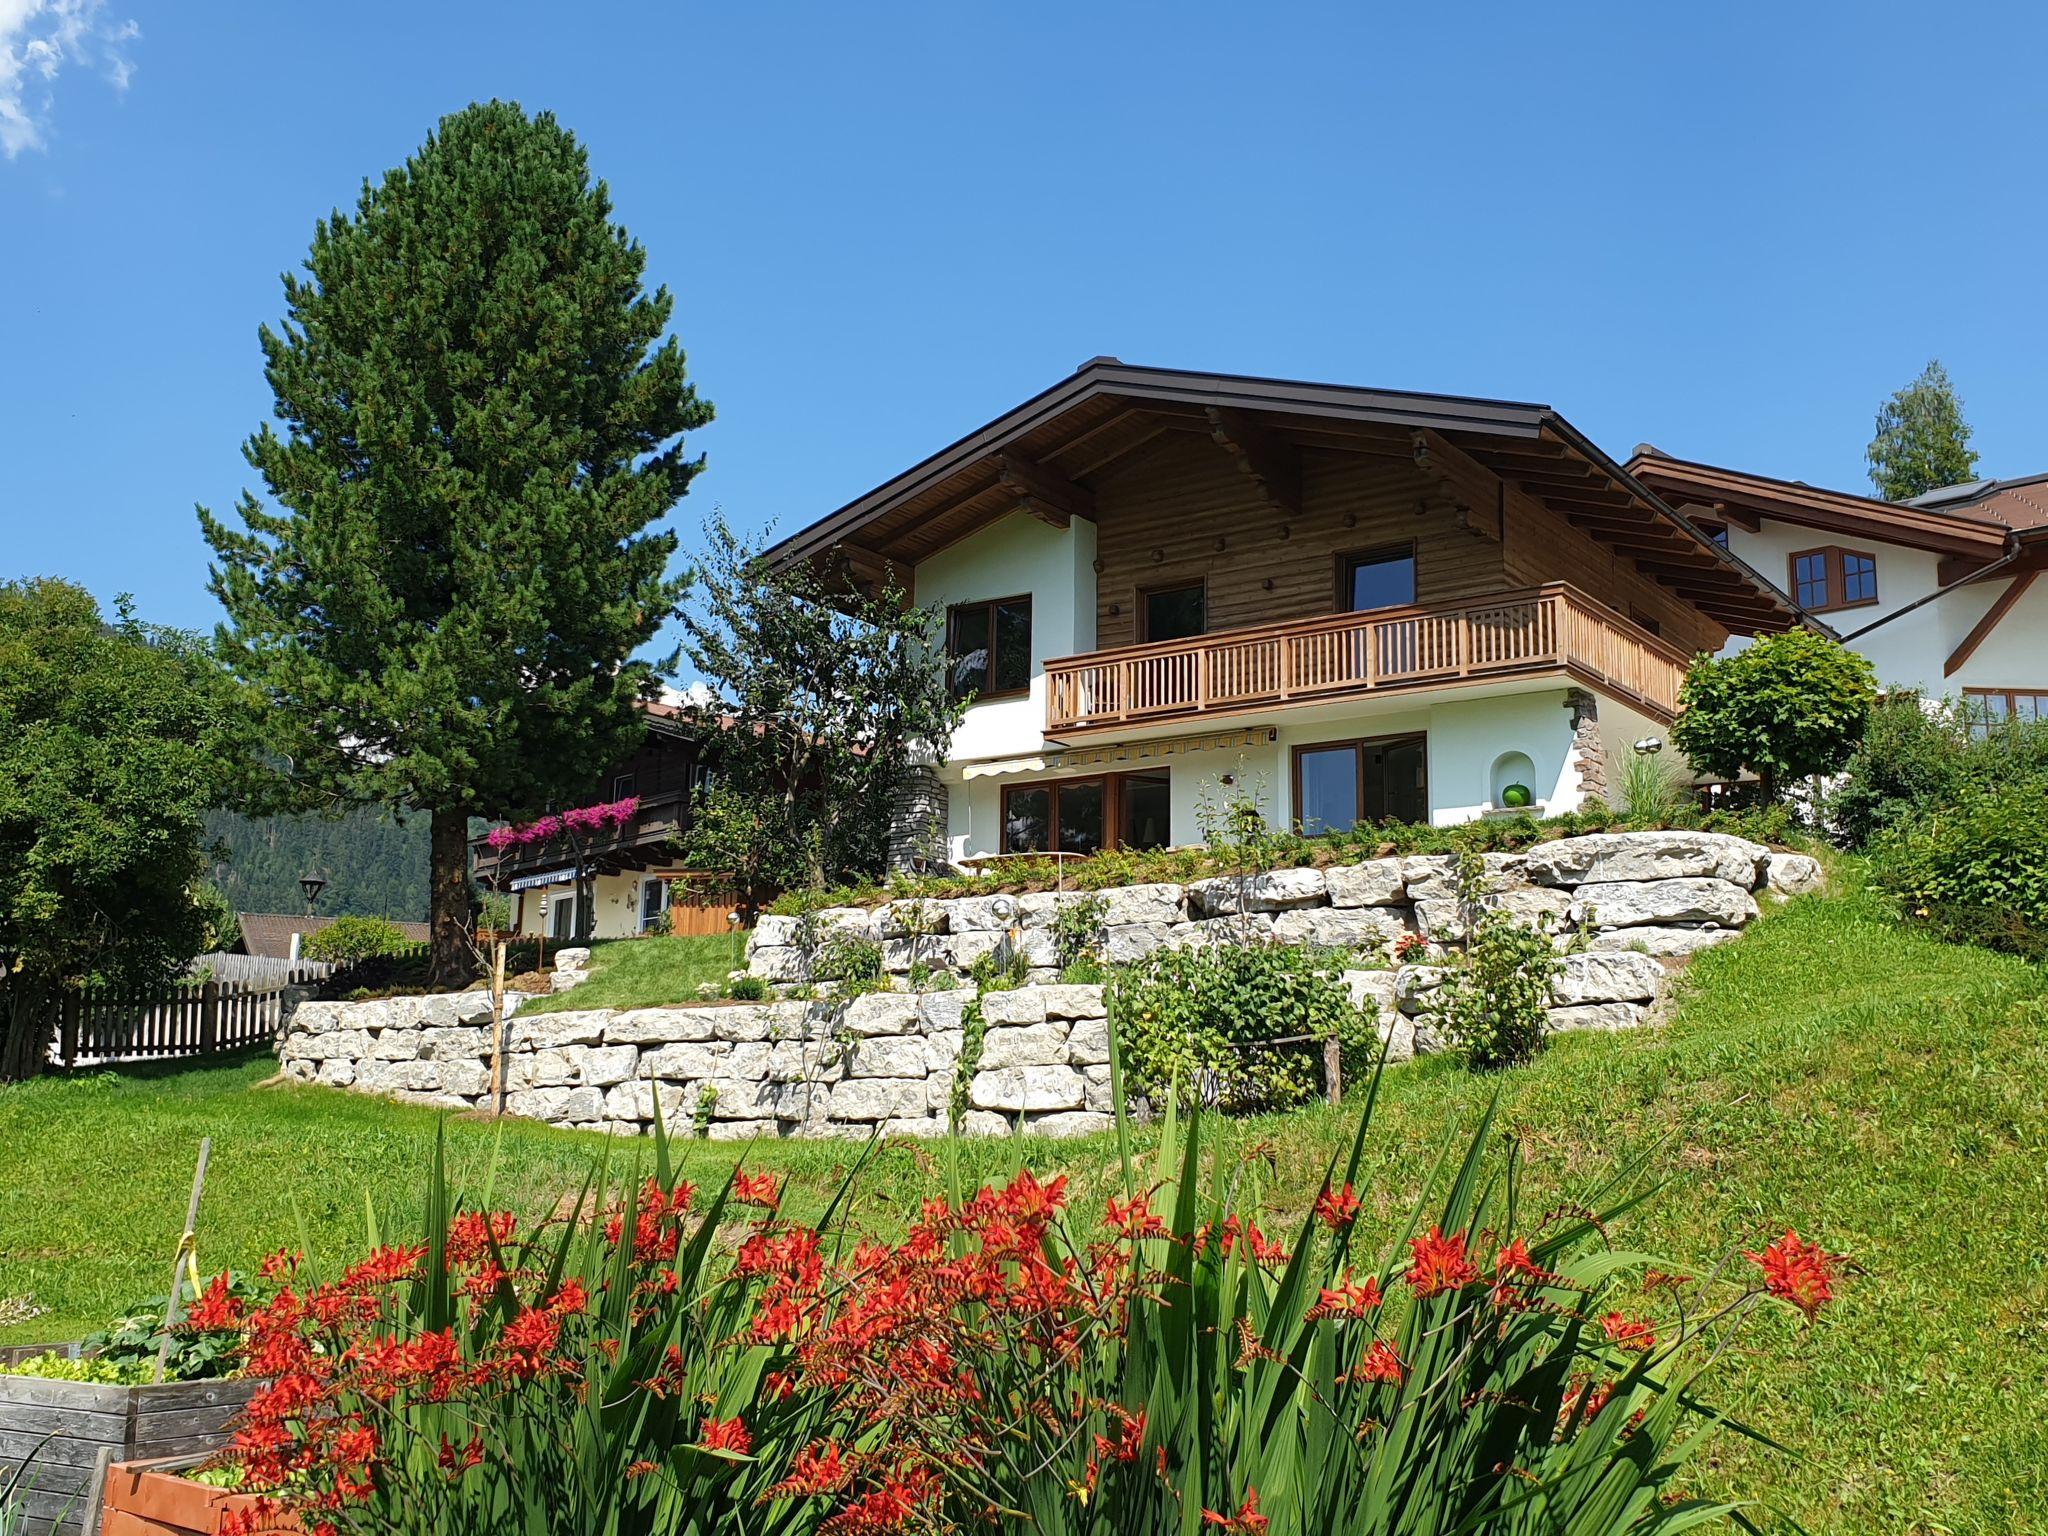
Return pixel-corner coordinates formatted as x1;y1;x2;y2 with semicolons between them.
1629;452;2048;725
767;361;1813;864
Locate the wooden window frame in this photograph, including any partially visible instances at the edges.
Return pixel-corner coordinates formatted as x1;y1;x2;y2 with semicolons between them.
999;769;1172;856
946;594;1034;703
1290;732;1429;833
1137;577;1208;642
1789;546;1879;614
1962;687;2048;725
612;772;638;801
1333;542;1420;614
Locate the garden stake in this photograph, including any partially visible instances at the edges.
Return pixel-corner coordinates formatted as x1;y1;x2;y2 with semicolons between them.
489;939;508;1115
152;1137;211;1384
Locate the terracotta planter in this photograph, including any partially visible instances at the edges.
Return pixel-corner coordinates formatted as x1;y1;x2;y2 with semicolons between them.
0;1349;261;1536
99;1457;298;1536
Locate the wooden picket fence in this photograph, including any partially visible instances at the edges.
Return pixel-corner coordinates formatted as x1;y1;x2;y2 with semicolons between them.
54;970;324;1067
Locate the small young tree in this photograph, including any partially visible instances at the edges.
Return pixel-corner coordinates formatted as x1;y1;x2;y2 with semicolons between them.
1670;630;1878;801
675;513;964;892
0;581;245;1080
1866;359;1980;501
200;102;709;985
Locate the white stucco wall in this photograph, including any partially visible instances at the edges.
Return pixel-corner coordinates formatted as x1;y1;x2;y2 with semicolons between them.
516;872;654;941
913;510;1098;764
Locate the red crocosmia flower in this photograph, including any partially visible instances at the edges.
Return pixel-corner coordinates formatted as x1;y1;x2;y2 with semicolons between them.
998;1168;1069;1225
698;1416;752;1455
340;1244;426;1291
625;1460;661;1479
819;1465;941;1535
257;1248;300;1283
186;1272;243;1331
1358;1340;1405;1384
548;1278;589;1316
437;1435;483;1478
771;1440;850;1497
1494;1239;1545;1281
445;1210;516;1267
330;1422;378;1468
1315;1182;1361;1230
1744;1230;1837;1319
1407;1227;1479;1298
498;1306;562;1378
1093;1407;1145;1464
1201;1488;1269;1535
1105;1192;1167;1240
1601;1312;1657;1353
732;1170;781;1210
1310;1270;1384;1320
220;1498;285;1536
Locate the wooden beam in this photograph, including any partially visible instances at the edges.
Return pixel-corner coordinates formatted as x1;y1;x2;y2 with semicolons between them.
1946;569;2039;677
1409;428;1502;542
1207;407;1302;520
1939;550;2001;586
992;450;1094;528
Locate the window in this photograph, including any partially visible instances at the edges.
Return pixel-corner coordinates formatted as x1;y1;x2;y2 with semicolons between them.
1963;688;2048;740
612;773;637;801
1001;771;1169;855
1141;581;1207;642
1292;735;1428;834
948;596;1033;701
546;894;582;942
1695;520;1730;549
1790;547;1878;613
1339;547;1418;613
638;878;669;933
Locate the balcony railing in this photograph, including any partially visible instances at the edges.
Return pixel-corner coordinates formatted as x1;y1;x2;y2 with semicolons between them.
470;790;693;883
1044;584;1687;733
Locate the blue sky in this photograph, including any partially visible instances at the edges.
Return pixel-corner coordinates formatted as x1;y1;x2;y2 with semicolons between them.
4;1;2046;639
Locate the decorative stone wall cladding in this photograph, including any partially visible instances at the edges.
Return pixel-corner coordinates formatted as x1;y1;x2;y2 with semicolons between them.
748;831;1810;982
274;833;1823;1142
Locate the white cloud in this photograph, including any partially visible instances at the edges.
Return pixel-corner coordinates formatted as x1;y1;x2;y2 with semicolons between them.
0;0;139;159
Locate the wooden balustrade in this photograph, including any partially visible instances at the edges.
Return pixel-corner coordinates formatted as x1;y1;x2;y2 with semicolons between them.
1045;585;1685;733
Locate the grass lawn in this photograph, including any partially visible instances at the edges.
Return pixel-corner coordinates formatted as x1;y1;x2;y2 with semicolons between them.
515;931;753;1014
3;883;2045;1533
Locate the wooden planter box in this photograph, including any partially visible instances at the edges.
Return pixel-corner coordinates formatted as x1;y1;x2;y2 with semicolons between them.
0;1347;260;1536
99;1456;297;1536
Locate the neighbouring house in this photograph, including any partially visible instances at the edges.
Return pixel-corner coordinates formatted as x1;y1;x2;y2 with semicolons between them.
469;698;737;942
764;360;1814;863
236;912;431;961
1628;451;2048;726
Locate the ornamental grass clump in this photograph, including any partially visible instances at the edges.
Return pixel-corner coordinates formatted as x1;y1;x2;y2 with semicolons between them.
204;1060;1840;1536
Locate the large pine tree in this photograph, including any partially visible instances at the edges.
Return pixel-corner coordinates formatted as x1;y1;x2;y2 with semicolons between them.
1866;359;1980;501
201;101;709;985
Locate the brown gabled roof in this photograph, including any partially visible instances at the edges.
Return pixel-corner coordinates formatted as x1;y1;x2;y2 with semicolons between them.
765;360;1811;635
236;913;430;960
1626;450;2013;559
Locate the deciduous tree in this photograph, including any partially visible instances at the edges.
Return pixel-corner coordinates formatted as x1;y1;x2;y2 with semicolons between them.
1670;630;1877;801
200;101;708;985
1866;359;1980;501
0;581;243;1080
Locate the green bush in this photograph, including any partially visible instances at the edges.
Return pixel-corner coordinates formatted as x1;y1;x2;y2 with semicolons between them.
300;914;414;966
725;973;768;1002
1671;630;1878;798
1832;694;2048;849
1872;783;2048;959
1106;942;1368;1112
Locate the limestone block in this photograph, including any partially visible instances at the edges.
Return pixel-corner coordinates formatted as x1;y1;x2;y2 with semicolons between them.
919;992;971;1031
1035;983;1106;1019
1341;969;1399;1015
949;931;1007;969
871;899;949;939
507;1051;577;1090
951;895;1027;932
978;1023;1070;1070
508;1011;607;1050
1550;952;1663;1006
1525;831;1767;888
712;1005;777;1042
1026;1110;1115;1139
880;1117;949;1138
505;1085;603;1123
1393;966;1445;1015
1172;914;1275;949
1765;852;1824;897
845;1035;928;1078
705;1119;782;1142
368;1030;423;1062
1066;1017;1111;1067
288;1001;346;1035
1017;890;1087;929
294;1029;370;1062
1102;923;1171;964
571;1044;641;1087
1583;926;1743;958
751;915;804;949
829;1078;929;1122
553;947;591;972
958;1110;1016;1138
884;935;954;974
709;1079;806;1120
603;1081;665;1121
1570;878;1758;930
390;1089;474;1111
1271;907;1415;948
924;1030;965;1074
1187;867;1327;915
1546;1002;1650;1033
640;1041;727;1081
1016;929;1060;969
550;971;590;995
605;1007;721;1044
418;1027;491;1061
283;1058;317;1081
1081;1064;1115;1113
840;992;920;1038
1097;884;1185;926
980;989;1048;1027
747;947;809;982
1377;1011;1417;1064
1324;859;1408;907
350;1060;393;1092
970;1065;1086;1113
315;1059;355;1087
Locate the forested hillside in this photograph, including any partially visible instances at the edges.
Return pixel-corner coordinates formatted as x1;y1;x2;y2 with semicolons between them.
203;807;431;920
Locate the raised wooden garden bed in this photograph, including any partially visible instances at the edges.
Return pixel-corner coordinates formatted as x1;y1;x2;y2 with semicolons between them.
99;1456;296;1536
0;1347;260;1536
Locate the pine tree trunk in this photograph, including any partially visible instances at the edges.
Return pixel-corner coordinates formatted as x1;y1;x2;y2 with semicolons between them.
0;983;52;1083
428;808;473;990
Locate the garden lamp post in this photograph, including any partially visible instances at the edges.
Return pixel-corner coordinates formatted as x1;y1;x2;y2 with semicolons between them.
299;873;327;914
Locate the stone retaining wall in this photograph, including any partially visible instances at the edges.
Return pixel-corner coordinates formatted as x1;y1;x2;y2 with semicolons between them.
747;832;1822;984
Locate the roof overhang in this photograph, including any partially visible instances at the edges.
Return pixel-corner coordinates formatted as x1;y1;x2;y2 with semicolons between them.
767;360;1813;636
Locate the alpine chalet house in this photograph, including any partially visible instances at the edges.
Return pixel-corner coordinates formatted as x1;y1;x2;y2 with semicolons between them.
766;361;1810;864
1629;452;2048;726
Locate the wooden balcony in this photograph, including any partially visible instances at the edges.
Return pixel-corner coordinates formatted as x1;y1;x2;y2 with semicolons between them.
1044;584;1687;734
470;790;694;885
